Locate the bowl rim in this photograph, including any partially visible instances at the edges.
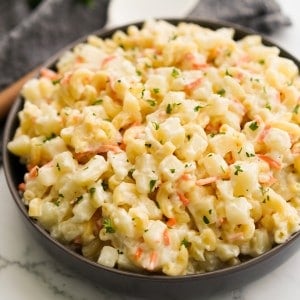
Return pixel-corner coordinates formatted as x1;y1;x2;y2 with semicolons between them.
3;17;300;282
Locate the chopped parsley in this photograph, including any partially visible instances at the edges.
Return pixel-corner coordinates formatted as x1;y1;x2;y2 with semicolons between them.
152;88;160;94
166;103;172;114
265;103;272;110
249;121;259;131
128;168;135;179
52;78;61;85
152;121;160;130
101;180;109;191
234;165;243;176
89;187;96;196
217;88;226;96
181;238;191;248
146;99;156;107
103;218;116;233
54;199;61;207
246;152;255;157
149;179;157;192
225;69;232;77
43;133;57;142
145;143;152;148
171;68;180;78
74;195;83;205
93;99;103;105
203;215;210;224
136;70;142;76
170;168;176;174
56;162;61;171
194;105;202;112
293;104;300;114
258;59;265;65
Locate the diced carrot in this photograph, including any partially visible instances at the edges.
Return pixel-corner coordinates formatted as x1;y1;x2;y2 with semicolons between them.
180;173;192;181
28;165;39;178
257;154;281;170
135;247;143;260
227;232;243;242
163;229;171;246
196;176;218;186
148;251;158;270
257;124;271;143
18;182;26;192
184;78;203;93
76;55;85;63
177;192;190;206
259;174;278;186
166;218;177;228
101;55;116;68
40;68;59;80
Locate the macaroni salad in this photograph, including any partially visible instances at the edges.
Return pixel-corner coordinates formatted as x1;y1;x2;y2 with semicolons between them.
8;20;300;275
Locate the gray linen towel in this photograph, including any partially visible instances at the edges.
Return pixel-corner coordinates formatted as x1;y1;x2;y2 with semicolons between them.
0;0;291;164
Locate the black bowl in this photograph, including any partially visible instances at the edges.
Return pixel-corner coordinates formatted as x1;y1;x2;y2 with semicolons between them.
3;19;300;299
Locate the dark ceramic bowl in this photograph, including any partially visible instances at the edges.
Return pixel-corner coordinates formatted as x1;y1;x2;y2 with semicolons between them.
3;19;300;299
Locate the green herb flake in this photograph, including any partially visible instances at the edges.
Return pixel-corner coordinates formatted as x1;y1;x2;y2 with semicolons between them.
217;88;226;96
194;105;202;112
171;68;180;78
203;215;210;224
141;88;145;98
146;99;156;107
58;193;64;198
265;103;272;110
258;59;265;65
93;99;103;105
166;103;172;114
52;78;61;85
74;195;83;205
56;162;61;171
136;70;142;76
225;69;232;77
43;133;57;143
101;180;109;191
293;104;300;114
152;121;160;130
89;187;96;196
181;238;191;248
170;169;176;174
153;88;160;94
103;218;116;233
145;143;152;148
246;152;255;157
234;165;243;176
54;199;61;207
249;121;259;131
128;168;135;179
149;179;157;192
187;134;191;141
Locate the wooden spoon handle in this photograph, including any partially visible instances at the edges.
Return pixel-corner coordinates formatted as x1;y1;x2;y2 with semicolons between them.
0;68;38;120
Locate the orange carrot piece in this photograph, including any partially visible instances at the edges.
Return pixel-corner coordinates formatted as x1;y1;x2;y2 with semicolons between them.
166;218;177;228
184;78;203;92
177;192;190;206
148;251;158;270
18;182;26;192
40;68;59;80
163;229;171;246
135;247;143;260
257;154;281;170
28;165;39;178
196;176;218;186
101;55;116;68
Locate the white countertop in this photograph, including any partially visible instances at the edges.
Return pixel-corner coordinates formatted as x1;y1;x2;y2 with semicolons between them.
1;0;300;299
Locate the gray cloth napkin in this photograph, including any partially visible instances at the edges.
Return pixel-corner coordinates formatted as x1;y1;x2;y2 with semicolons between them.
0;0;291;164
187;0;291;33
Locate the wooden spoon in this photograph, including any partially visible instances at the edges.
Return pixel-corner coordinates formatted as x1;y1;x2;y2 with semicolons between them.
0;68;38;120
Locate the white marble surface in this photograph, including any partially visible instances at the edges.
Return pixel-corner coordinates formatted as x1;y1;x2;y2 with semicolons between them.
1;0;300;299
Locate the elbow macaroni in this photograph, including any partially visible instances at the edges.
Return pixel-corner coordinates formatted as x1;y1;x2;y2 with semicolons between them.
7;20;300;276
